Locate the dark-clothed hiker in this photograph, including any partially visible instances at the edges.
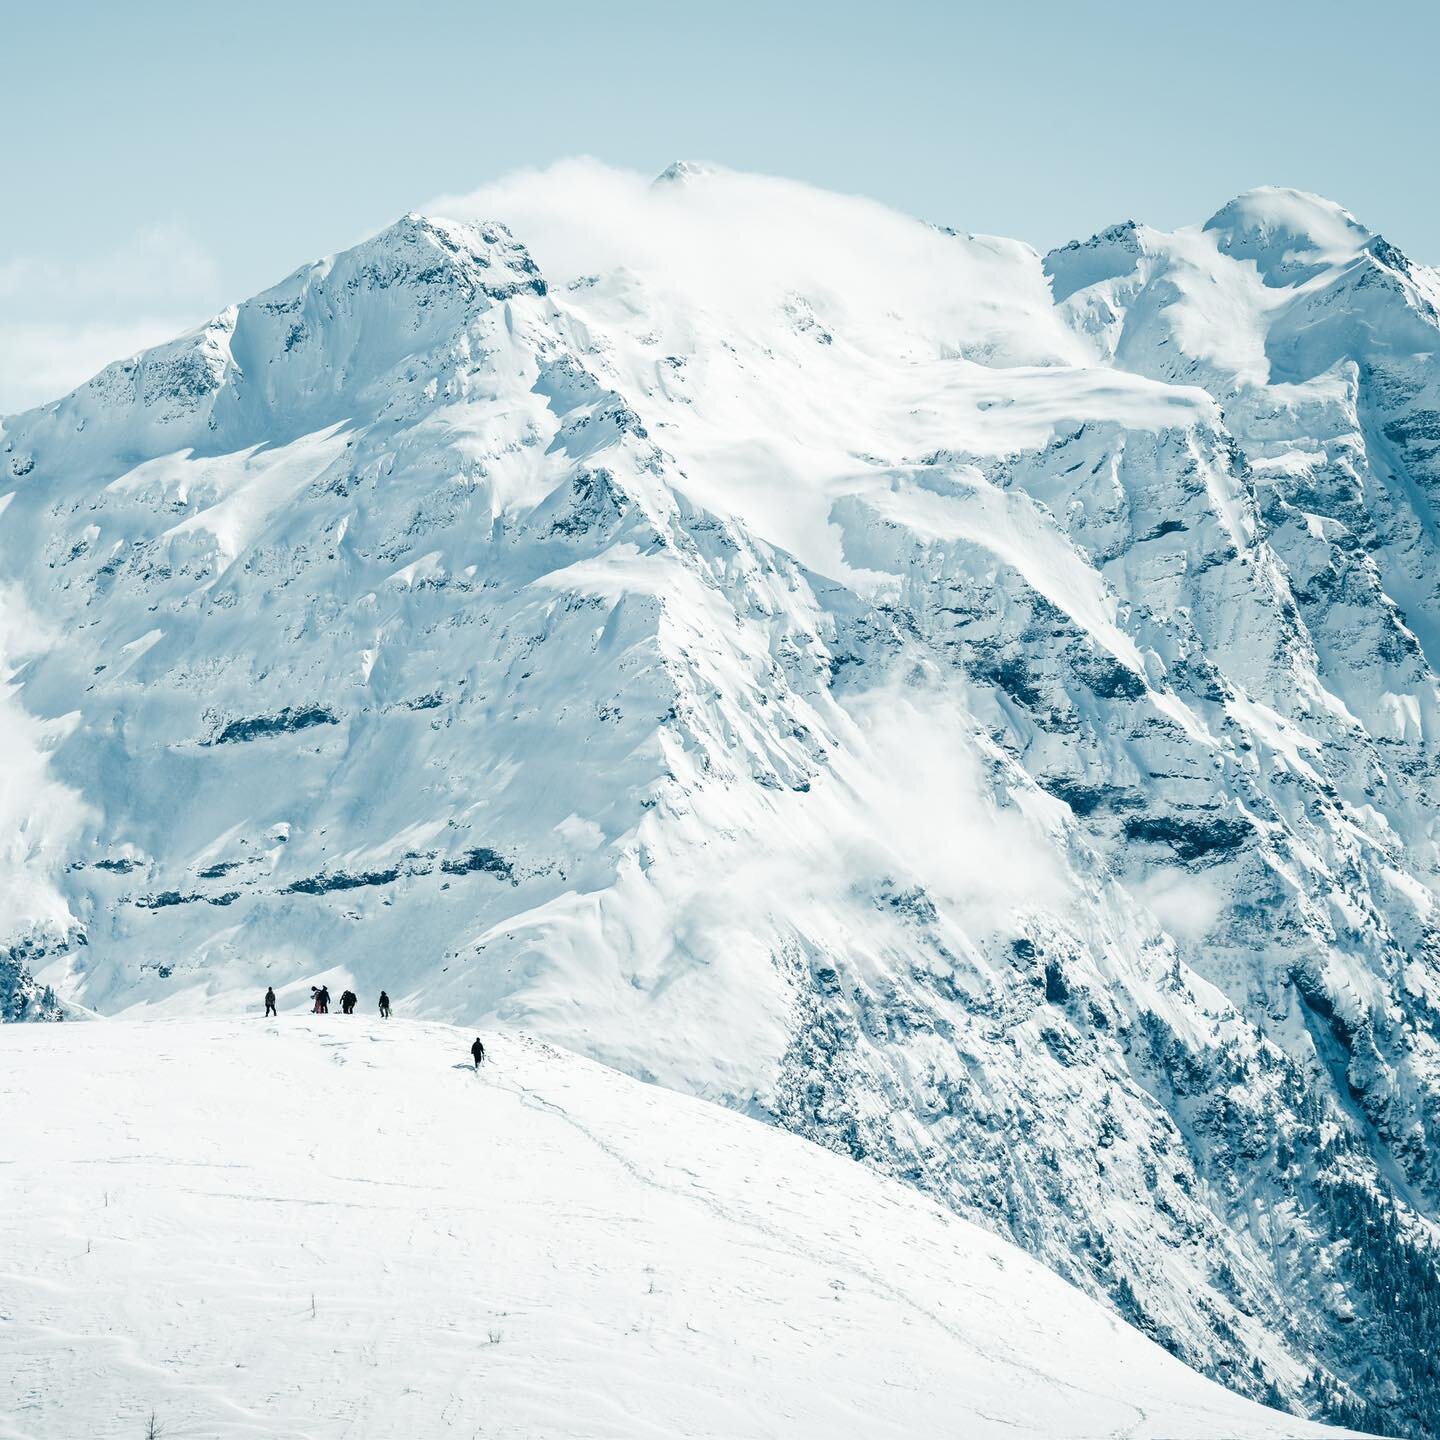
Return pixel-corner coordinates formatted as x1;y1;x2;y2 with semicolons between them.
379;991;391;1019
317;985;331;1014
264;987;277;1017
471;1037;486;1069
340;990;357;1015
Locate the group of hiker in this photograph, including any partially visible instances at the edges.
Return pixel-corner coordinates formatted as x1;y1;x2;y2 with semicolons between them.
262;984;485;1069
262;985;391;1019
314;987;364;1014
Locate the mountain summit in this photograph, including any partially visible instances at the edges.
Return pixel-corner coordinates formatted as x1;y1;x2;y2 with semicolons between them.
3;166;1440;1434
1203;185;1373;278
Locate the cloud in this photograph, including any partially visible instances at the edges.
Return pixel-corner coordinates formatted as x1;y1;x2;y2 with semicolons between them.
1130;868;1227;941
840;682;1074;932
0;224;222;414
426;158;1084;370
0;223;220;313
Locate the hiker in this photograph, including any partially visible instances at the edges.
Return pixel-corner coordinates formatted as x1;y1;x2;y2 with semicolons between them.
311;986;322;1014
340;989;357;1015
471;1037;486;1069
264;987;277;1017
317;985;331;1014
378;991;391;1019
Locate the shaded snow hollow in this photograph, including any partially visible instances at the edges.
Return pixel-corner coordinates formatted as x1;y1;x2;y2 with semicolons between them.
0;1018;1359;1440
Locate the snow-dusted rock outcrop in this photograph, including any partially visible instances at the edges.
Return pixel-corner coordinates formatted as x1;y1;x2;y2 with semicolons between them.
3;167;1438;1434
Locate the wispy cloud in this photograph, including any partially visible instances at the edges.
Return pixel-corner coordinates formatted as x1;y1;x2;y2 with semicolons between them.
426;158;1084;370
0;224;223;414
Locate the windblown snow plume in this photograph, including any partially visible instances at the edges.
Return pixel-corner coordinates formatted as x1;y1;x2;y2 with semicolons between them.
4;162;1440;1434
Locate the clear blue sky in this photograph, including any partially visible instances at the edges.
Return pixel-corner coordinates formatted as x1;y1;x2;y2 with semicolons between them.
3;0;1437;409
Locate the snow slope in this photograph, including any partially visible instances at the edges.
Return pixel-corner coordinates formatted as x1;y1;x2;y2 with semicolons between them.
3;166;1440;1433
0;1016;1357;1440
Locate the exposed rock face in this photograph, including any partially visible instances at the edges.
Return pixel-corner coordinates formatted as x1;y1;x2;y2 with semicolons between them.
3;172;1439;1434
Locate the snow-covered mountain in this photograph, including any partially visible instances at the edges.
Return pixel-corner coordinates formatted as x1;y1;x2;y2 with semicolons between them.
3;1015;1359;1440
3;162;1439;1434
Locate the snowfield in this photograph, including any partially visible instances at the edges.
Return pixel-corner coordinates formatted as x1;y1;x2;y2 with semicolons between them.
0;1017;1357;1440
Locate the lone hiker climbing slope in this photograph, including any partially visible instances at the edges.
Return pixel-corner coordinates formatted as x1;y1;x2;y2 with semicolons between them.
264;987;276;1017
471;1037;486;1069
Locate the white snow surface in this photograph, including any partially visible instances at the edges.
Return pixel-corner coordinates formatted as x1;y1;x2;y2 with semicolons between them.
4;163;1440;1432
0;1016;1355;1440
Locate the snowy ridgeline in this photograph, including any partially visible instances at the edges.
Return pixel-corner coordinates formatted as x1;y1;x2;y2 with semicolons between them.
2;163;1440;1433
0;1017;1359;1440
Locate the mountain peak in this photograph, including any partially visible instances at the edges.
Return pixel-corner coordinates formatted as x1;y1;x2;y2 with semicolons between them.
315;211;547;301
1202;186;1370;283
1042;219;1147;303
651;159;715;189
3;211;552;440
